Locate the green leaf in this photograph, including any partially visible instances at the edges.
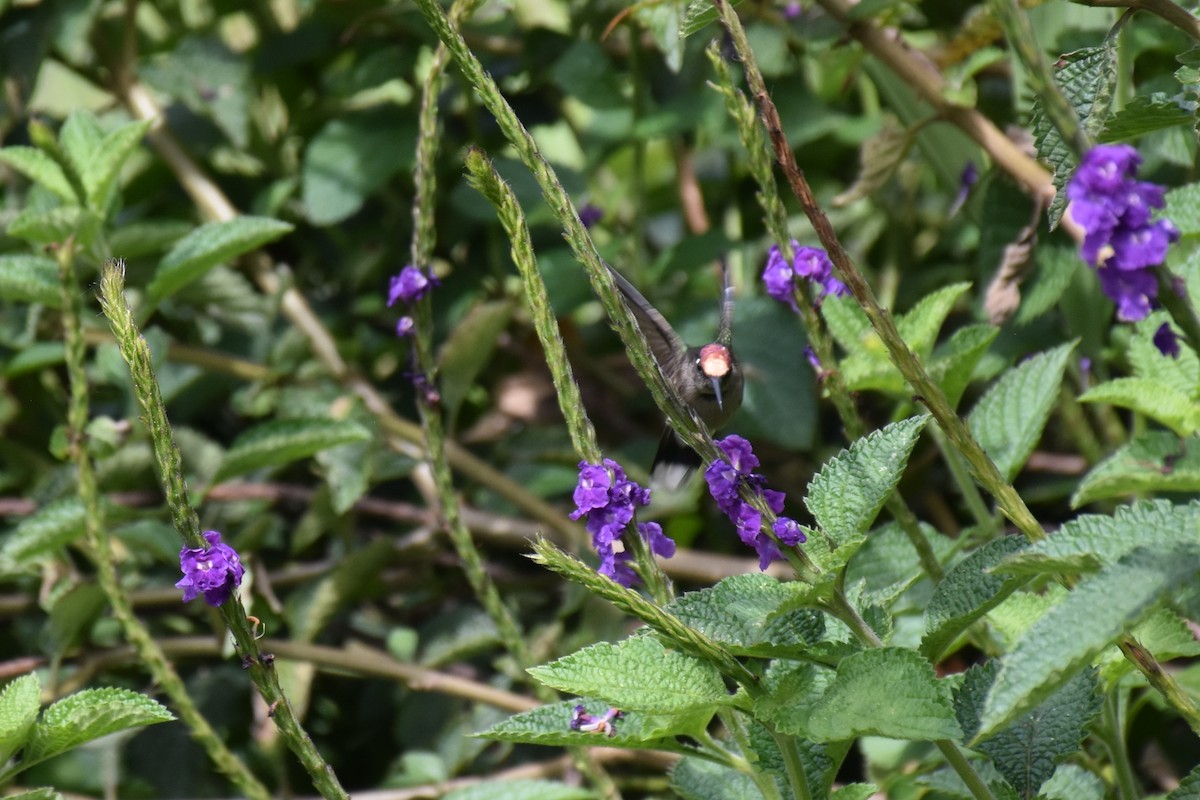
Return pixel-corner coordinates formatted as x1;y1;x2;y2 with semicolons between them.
527;637;731;714
995;500;1200;578
832;786;880;800
1040;764;1106;800
920;536;1029;662
478;700;679;749
0;255;61;308
315;438;374;515
301;110;416;224
897;282;973;357
1032;45;1118;228
443;780;594;800
1169;763;1200;799
636;3;685;73
22;688;173;769
930;323;999;409
0;146;78;202
0;673;41;765
978;545;1200;738
666;574;823;657
1080;377;1200;437
956;662;1100;798
4;788;61;800
8;206;102;249
213;418;372;482
147;216;293;303
681;0;743;37
1167;182;1200;237
5;343;67;377
82;119;152;211
805;415;929;546
733;296;818;449
807;648;962;742
1014;247;1081;327
437;300;515;427
1099;93;1197;143
967;342;1075;481
753;659;838;737
0;498;87;571
1129;313;1199;397
671;756;764;800
1071;431;1200;507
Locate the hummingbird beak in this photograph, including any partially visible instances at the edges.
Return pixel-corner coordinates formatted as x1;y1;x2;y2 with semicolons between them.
710;376;724;410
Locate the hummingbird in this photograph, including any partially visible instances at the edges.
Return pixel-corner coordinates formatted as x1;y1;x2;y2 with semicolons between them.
605;260;744;488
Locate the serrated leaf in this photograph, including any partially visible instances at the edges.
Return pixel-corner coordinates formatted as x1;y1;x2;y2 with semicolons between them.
897;282;972;357
807;648;962;742
1015;246;1081;327
1099;93;1197;143
1080;377;1200;436
0;146;78;202
0;673;41;765
8;206;102;248
967;342;1075;481
147;216;294;302
0;498;87;571
437;300;514;427
832;785;880;800
443;780;594;800
1072;431;1200;507
680;0;743;37
833;114;914;207
920;536;1029;662
753;659;838;737
213;418;372;482
671;756;765;800
478;700;679;749
930;323;999;409
1167;183;1200;237
1033;45;1118;228
528;637;730;714
1040;764;1106;800
1129;313;1199;396
956;661;1100;799
805;415;929;545
22;688;173;768
315;438;373;515
0;255;61;308
845;521;952;607
82;119;152;212
1169;763;1200;799
667;574;822;657
978;544;1200;738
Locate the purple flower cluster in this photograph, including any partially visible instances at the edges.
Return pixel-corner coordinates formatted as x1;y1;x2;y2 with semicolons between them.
704;435;805;570
1066;144;1179;321
176;530;245;607
387;264;440;337
763;243;848;309
570;459;675;587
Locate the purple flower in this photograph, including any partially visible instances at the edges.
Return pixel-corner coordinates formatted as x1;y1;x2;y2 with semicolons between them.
783;1;802;19
396;316;415;337
1154;322;1181;358
387;264;439;307
570;459;673;587
578;203;604;229
570;704;624;737
1067;144;1179;322
762;242;848;308
176;530;245;607
704;435;802;569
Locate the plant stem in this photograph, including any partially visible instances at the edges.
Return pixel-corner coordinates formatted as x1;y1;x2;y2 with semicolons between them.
1101;690;1140;800
97;260;350;800
936;740;999;800
59;244;272;800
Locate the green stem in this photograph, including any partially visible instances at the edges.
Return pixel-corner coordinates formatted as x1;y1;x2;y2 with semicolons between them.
936;740;998;800
97;261;349;800
1101;690;1139;800
59;245;271;800
712;0;1047;545
930;426;995;530
720;711;785;800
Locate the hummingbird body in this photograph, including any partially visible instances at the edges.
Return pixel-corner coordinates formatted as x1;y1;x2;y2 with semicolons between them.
606;262;744;488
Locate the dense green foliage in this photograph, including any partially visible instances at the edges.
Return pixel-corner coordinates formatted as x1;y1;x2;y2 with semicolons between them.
3;0;1200;798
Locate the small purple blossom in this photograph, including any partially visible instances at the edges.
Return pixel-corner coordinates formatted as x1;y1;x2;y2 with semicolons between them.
949;161;978;217
387;264;438;307
704;435;803;569
1154;322;1181;358
570;459;673;587
578;203;604;229
396;316;415;337
1066;144;1179;321
783;1;802;19
762;242;848;309
176;530;245;607
570;704;624;737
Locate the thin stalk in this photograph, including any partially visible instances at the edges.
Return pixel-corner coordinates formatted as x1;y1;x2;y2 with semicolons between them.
713;0;1047;545
935;740;999;800
719;711;786;800
59;245;271;800
97;261;349;800
1101;691;1139;800
706;43;943;579
930;426;995;530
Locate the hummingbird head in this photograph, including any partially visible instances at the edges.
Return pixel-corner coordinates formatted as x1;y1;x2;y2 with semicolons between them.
696;342;735;410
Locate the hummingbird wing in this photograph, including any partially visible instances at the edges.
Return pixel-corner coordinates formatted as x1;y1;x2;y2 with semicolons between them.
604;261;685;369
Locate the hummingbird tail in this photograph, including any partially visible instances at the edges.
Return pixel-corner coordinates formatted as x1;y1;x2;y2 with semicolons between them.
651;428;703;491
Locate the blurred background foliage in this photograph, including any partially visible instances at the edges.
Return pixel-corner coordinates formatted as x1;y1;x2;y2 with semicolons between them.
0;0;1196;796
